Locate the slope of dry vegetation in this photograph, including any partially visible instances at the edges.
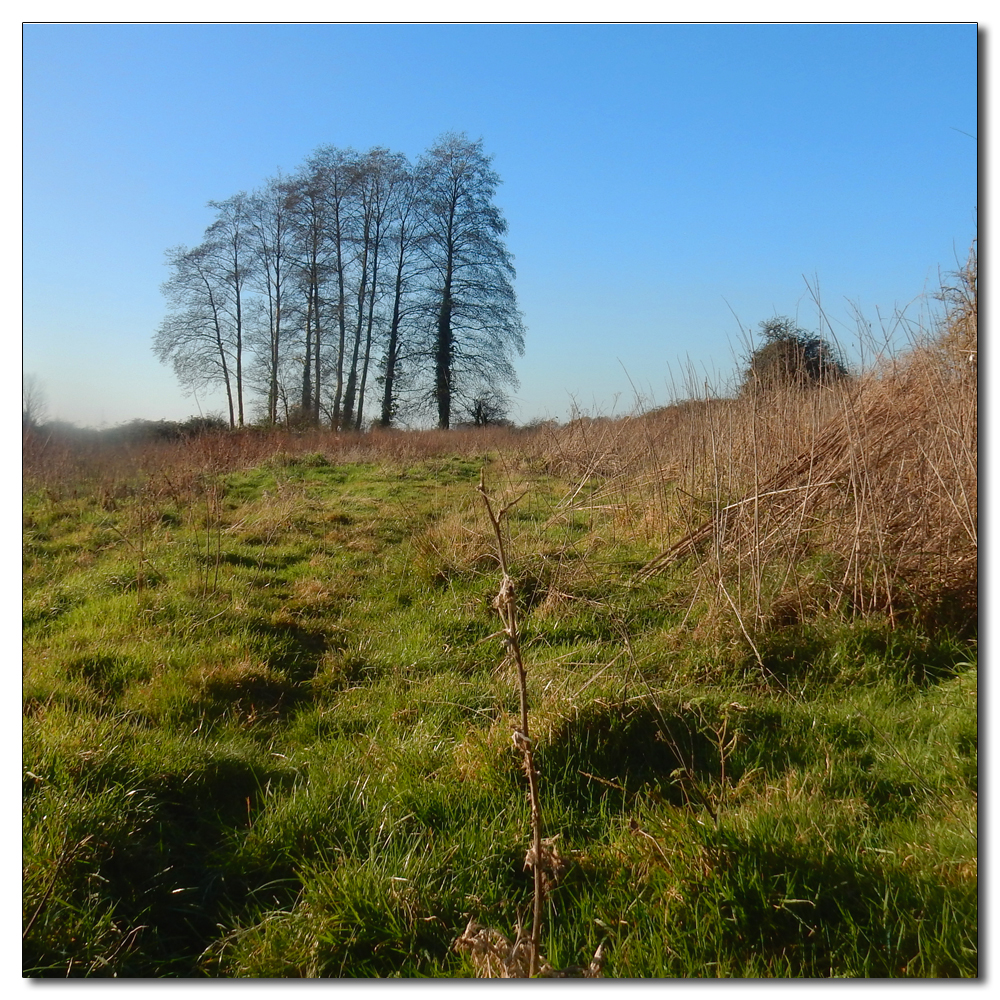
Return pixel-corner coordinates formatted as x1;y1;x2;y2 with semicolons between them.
547;246;977;642
22;250;976;977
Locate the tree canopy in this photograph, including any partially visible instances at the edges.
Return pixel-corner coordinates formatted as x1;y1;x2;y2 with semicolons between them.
742;316;849;393
155;133;524;430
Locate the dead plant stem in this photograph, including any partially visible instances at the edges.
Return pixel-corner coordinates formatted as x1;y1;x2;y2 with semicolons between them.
476;470;544;977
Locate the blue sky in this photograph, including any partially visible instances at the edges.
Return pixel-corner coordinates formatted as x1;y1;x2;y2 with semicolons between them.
22;22;978;427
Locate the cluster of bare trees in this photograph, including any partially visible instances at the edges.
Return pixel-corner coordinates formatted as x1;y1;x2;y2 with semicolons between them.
154;133;524;430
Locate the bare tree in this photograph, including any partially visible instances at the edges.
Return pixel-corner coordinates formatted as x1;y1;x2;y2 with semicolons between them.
248;175;295;424
22;373;47;430
286;169;326;421
378;157;423;427
343;148;411;429
306;146;358;427
341;150;376;429
417;132;524;429
467;387;512;427
155;243;238;428
203;193;255;426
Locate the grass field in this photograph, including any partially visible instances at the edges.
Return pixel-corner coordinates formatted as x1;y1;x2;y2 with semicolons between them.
22;255;977;978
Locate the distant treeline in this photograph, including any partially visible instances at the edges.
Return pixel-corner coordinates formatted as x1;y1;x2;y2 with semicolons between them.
154;132;524;432
24;415;233;446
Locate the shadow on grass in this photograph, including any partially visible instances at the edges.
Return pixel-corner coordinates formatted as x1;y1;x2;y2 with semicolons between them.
663;826;978;977
24;750;300;978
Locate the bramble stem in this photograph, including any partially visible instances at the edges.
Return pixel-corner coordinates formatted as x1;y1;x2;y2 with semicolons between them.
477;470;543;978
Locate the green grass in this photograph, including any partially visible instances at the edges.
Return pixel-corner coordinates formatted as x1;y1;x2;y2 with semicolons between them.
22;455;977;977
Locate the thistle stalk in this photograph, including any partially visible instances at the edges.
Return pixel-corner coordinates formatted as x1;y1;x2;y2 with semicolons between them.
477;470;544;977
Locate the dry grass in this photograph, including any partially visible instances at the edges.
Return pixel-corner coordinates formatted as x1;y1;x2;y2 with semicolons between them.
454;919;604;978
22;424;547;505
545;244;977;637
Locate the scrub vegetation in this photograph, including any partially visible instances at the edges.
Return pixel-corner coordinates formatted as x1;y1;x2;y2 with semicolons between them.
22;249;976;977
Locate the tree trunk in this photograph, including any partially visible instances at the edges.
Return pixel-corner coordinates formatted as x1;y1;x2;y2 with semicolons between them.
268;268;282;425
312;282;322;424
436;283;453;430
234;281;244;427
355;225;381;430
379;265;404;427
356;308;375;430
213;315;235;430
342;265;366;427
332;210;347;430
202;276;235;429
301;292;314;415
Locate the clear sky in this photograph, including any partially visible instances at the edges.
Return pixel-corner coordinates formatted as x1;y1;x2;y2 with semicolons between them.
22;21;978;428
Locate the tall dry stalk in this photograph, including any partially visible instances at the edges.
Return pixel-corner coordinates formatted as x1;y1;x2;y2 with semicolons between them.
475;470;545;977
458;469;606;978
